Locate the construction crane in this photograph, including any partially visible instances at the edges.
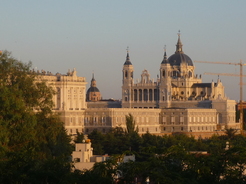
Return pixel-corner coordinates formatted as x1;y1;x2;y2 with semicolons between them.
194;60;246;135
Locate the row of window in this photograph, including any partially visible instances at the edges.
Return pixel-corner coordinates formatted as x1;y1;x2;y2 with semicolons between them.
189;116;215;123
162;116;184;122
162;126;215;132
84;117;107;123
162;116;216;123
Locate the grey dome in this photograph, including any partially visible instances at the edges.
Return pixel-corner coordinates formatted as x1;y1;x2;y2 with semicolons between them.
167;32;193;66
124;52;132;65
168;53;193;66
87;87;100;93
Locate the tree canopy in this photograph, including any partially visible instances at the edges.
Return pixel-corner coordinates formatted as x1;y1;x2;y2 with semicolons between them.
1;51;246;183
84;120;246;184
0;51;73;183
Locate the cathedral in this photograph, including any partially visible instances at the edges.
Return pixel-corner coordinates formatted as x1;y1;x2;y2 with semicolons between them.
39;33;239;137
122;33;226;109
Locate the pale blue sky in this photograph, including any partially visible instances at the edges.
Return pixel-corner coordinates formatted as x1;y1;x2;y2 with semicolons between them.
1;0;246;101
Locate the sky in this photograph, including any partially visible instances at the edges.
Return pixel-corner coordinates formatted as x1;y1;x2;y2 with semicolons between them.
1;0;246;101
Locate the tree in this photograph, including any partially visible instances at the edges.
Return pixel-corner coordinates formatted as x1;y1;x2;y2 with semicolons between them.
83;156;119;184
224;128;238;140
88;129;105;155
0;51;73;183
125;113;138;134
74;131;85;143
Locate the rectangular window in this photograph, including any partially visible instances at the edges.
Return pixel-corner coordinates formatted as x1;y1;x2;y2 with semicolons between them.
163;117;166;123
180;116;184;122
171;116;175;123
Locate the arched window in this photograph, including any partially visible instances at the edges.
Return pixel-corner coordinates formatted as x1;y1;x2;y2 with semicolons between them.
189;71;192;78
144;89;148;101
172;71;177;77
139;89;142;101
125;97;128;101
149;89;153;101
134;89;137;101
162;70;165;77
125;71;128;78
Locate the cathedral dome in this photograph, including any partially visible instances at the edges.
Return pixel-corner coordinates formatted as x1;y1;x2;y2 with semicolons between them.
86;74;101;102
167;32;193;66
168;53;193;66
86;86;100;93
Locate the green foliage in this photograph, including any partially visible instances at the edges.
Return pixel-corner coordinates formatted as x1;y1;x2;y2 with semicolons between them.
87;128;246;184
0;51;73;183
125;113;138;134
224;128;238;139
88;129;105;155
74;131;85;143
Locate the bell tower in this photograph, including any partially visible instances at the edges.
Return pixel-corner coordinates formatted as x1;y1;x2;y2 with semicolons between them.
159;47;172;108
122;48;134;108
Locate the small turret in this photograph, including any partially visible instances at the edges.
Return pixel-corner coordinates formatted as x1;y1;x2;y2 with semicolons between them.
161;45;169;64
86;73;101;102
175;30;184;54
124;47;132;65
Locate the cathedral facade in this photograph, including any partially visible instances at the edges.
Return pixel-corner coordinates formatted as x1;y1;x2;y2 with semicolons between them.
39;34;239;137
122;33;226;109
121;34;237;132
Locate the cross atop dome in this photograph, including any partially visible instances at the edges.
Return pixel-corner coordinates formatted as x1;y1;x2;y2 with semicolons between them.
175;30;183;54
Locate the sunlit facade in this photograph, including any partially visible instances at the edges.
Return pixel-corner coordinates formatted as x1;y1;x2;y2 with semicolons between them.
39;34;239;137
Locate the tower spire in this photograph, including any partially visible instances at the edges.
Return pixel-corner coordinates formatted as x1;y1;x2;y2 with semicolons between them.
175;30;184;54
92;71;95;80
124;46;132;65
161;45;168;64
91;72;96;87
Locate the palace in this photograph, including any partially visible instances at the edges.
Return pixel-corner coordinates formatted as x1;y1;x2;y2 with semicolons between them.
39;34;239;137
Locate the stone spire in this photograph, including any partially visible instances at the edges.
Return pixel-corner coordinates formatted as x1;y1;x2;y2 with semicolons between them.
175;30;184;54
91;72;96;87
124;47;132;65
161;45;168;64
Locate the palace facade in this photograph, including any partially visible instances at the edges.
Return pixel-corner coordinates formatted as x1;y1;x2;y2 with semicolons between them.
39;34;239;137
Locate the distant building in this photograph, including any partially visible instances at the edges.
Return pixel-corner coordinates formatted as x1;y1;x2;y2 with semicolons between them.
72;140;135;170
36;68;87;135
39;33;239;137
86;73;102;102
72;140;109;170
